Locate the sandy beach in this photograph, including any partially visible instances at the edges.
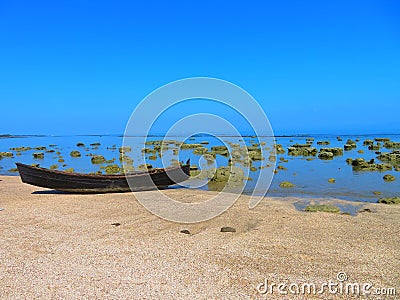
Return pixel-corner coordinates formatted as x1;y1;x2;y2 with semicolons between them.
0;175;399;299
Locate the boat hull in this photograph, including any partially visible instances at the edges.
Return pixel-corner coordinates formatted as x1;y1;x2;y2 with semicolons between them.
16;162;190;193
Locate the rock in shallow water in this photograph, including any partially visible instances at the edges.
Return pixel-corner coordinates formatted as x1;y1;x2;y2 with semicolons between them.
279;181;295;188
305;204;340;213
91;155;106;164
378;197;400;204
318;151;334;160
70;150;81;158
32;152;44;159
383;174;396;182
0;152;14;158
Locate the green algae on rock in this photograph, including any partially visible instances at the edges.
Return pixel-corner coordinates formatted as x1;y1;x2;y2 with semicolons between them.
277;165;287;171
33;152;44;159
305;204;340;213
350;158;392;171
328;178;336;183
383;174;396;182
104;164;121;174
91;155;106;164
10;147;31;152
210;166;245;188
8;168;18;173
123;165;135;173
76;142;85;147
344;139;357;150
0;152;14;158
210;145;229;157
274;144;286;154
119;146;132;153
317;141;330;145
142;148;157;154
368;144;381;151
378;197;400;204
375;138;390;142
250;166;258;172
119;155;133;165
49;164;58;170
377;150;400;165
363;139;374;146
344;144;353;151
279;181;295;188
383;141;400;149
70;150;81;158
193;146;208;155
181;143;203;150
65;168;75;173
248;150;263;161
138;164;153;171
318;151;334;160
288;144;317;156
319;148;343;156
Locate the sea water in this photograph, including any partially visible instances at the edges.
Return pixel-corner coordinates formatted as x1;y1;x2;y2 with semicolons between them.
0;134;398;203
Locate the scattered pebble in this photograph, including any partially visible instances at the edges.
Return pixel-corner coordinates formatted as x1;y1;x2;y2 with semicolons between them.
220;226;236;233
111;223;121;227
358;208;373;213
180;229;191;234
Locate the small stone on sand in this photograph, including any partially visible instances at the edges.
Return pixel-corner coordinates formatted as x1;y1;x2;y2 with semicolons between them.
220;226;236;233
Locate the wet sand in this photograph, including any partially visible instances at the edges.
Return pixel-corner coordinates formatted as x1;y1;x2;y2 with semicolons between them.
0;175;399;299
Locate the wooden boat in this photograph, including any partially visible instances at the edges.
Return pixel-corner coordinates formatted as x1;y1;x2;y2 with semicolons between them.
16;160;190;193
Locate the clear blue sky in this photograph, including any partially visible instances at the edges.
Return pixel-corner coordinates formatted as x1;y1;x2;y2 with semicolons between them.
0;0;399;135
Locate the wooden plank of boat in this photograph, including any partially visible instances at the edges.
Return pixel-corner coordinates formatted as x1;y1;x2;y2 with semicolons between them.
15;160;190;193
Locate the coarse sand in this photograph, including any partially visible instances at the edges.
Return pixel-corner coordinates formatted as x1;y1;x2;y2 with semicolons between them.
0;176;399;299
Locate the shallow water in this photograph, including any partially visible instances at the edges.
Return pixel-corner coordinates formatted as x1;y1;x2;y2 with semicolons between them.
0;134;398;203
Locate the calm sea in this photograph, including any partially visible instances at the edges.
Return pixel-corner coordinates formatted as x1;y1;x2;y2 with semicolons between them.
0;134;398;203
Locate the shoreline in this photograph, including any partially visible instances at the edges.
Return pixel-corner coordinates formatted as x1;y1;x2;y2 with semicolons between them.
0;176;399;298
0;174;392;207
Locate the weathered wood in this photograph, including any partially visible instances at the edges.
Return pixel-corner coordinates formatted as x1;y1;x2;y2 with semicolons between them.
16;161;190;193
